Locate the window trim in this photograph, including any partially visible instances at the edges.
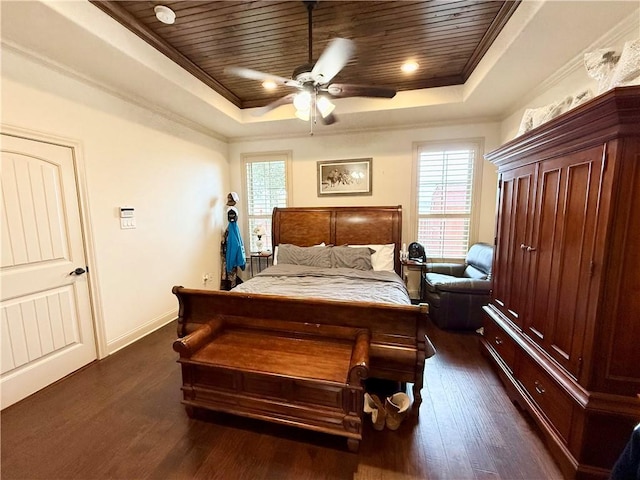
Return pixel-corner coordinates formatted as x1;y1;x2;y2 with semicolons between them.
410;138;484;261
241;151;293;252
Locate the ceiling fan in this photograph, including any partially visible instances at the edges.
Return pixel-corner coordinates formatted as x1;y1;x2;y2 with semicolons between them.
224;1;396;126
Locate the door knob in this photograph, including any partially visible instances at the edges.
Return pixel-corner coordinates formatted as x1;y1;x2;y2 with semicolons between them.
69;267;86;276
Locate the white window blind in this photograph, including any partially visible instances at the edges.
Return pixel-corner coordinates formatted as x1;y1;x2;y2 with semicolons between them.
244;157;289;253
416;144;478;259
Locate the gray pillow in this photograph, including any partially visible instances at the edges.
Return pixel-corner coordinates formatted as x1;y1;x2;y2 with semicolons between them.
276;244;332;268
331;246;374;271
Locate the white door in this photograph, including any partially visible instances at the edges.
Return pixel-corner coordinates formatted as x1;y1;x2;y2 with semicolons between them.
1;133;97;409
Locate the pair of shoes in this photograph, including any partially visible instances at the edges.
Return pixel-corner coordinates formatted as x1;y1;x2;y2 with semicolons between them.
384;392;411;430
364;392;411;431
364;392;387;431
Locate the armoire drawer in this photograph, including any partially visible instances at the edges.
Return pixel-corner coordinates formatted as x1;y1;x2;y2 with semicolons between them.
518;354;574;441
483;316;517;372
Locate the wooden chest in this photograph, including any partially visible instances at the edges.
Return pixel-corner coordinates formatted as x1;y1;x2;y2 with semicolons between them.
173;320;370;452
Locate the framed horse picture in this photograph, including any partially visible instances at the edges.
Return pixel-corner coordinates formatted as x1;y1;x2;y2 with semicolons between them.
317;158;372;197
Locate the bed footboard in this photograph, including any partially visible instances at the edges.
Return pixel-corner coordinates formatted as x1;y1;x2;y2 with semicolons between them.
172;286;433;406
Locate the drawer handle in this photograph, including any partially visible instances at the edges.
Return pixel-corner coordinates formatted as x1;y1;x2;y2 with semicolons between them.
534;381;545;395
520;243;527;250
494;337;503;345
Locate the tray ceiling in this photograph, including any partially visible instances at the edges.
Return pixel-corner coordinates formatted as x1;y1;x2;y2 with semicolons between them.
90;1;520;110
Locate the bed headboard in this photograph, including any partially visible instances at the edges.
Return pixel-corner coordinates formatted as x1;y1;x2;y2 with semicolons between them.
272;205;403;275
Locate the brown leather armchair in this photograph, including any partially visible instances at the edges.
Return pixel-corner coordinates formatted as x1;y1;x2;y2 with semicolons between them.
422;242;493;330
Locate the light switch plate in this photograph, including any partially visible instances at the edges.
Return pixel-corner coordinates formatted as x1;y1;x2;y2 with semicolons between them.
120;217;136;229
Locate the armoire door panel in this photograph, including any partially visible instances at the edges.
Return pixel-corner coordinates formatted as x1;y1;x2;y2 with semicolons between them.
530;148;603;376
527;167;562;343
493;165;536;327
492;176;514;314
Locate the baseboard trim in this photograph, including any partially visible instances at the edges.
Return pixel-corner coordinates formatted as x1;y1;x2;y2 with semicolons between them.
106;309;177;355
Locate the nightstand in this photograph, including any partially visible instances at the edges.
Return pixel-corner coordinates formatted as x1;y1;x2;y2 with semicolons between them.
400;259;427;301
249;251;272;276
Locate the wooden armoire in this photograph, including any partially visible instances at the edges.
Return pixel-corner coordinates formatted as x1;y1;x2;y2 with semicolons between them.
481;86;640;479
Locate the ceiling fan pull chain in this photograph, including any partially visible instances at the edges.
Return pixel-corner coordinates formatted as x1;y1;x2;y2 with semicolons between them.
310;90;315;136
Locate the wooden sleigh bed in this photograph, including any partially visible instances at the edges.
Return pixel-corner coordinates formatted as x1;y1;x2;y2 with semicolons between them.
172;205;433;448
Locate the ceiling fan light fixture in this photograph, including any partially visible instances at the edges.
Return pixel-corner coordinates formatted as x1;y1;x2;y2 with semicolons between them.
293;91;312;111
225;1;396;130
317;96;336;118
154;5;176;25
295;109;311;121
401;61;419;73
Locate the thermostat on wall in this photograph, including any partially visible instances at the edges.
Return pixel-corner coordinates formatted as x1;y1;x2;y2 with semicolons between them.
119;206;136;229
120;207;135;218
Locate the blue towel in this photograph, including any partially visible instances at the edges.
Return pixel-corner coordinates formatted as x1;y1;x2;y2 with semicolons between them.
225;221;246;273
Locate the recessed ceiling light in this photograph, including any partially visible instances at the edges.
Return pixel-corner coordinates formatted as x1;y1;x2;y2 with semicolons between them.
154;5;176;25
401;61;419;73
262;80;277;90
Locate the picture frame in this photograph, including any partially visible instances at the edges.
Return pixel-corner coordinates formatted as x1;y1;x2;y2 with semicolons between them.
317;158;373;197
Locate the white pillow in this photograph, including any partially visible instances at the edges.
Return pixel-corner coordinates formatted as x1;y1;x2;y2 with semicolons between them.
274;242;325;265
348;244;395;271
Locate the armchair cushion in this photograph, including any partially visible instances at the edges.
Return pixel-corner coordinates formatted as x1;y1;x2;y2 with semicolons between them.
423;242;494;330
464;265;488;279
424;274;491;294
465;243;493;278
424;263;466;277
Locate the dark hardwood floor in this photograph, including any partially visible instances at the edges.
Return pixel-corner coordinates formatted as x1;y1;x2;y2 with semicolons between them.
1;319;563;480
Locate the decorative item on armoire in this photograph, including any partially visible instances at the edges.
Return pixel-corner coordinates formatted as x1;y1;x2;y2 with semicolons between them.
220;192;246;291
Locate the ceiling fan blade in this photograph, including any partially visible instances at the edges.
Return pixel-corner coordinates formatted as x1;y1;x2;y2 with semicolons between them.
251;93;297;117
310;38;355;85
225;66;299;87
326;83;397;99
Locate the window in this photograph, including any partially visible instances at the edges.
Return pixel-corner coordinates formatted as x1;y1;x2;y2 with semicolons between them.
242;152;291;253
413;140;482;259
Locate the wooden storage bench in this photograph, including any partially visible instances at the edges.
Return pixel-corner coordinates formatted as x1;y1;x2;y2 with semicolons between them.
173;319;370;452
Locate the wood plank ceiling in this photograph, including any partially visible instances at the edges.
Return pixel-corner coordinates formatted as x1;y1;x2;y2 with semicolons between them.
90;1;519;109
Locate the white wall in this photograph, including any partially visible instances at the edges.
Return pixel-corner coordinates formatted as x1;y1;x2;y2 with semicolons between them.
230;123;501;245
229;122;502;296
2;49;229;354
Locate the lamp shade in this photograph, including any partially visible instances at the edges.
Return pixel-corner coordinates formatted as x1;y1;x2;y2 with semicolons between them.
293;91;312;111
295;109;310;121
317;96;336;118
